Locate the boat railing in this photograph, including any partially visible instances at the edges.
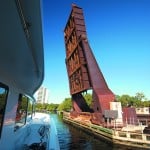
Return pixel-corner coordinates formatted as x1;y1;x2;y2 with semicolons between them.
49;118;60;150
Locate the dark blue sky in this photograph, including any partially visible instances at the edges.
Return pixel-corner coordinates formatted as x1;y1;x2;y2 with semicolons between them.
41;0;150;103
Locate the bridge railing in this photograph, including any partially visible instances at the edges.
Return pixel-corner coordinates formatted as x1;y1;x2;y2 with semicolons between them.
113;130;150;141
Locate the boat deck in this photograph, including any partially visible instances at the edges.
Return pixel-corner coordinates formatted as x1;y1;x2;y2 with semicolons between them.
16;112;60;150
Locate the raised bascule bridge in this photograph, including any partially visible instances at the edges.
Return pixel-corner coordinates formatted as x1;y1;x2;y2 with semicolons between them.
62;4;150;148
64;4;138;127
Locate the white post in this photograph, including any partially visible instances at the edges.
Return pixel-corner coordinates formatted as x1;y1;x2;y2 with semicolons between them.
107;118;109;128
130;117;131;125
133;117;134;125
140;122;143;134
146;119;148;126
142;134;147;141
126;117;128;126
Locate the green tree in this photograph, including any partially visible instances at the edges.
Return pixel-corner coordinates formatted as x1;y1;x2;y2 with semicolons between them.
35;103;59;112
115;95;121;102
117;94;131;107
47;103;59;111
115;93;150;107
57;98;72;111
35;103;43;111
135;92;145;101
83;93;92;107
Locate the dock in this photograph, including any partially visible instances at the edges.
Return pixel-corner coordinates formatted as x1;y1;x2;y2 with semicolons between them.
63;112;150;150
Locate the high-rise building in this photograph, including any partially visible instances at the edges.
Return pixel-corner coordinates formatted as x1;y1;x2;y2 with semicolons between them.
36;86;49;104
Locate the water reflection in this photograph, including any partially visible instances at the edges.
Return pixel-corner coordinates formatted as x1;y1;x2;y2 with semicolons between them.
51;114;112;150
51;114;143;150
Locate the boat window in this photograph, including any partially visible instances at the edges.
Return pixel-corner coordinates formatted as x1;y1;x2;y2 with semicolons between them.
27;98;33;119
15;94;28;127
0;83;8;138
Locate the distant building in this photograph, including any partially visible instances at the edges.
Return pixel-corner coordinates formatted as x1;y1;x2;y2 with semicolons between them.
36;86;49;104
136;107;150;126
136;107;150;115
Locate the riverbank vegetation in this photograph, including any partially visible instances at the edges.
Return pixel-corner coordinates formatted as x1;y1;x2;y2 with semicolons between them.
35;92;150;112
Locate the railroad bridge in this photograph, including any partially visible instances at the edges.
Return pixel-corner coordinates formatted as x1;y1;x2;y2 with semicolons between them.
63;4;138;126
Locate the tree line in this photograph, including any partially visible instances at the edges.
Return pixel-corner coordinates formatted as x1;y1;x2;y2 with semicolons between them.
35;92;150;112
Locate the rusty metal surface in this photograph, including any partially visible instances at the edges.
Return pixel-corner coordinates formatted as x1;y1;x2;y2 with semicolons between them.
64;4;115;119
64;5;91;95
91;112;104;125
122;107;138;125
72;93;92;112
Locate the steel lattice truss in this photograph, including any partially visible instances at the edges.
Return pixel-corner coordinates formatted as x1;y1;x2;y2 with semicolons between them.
64;4;115;115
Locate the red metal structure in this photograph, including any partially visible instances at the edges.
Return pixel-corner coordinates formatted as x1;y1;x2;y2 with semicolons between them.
64;4;115;123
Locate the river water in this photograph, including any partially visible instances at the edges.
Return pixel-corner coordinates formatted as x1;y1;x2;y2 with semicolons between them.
50;114;133;150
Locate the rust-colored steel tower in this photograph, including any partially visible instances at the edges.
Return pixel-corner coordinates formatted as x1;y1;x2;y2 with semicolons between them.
64;4;115;122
